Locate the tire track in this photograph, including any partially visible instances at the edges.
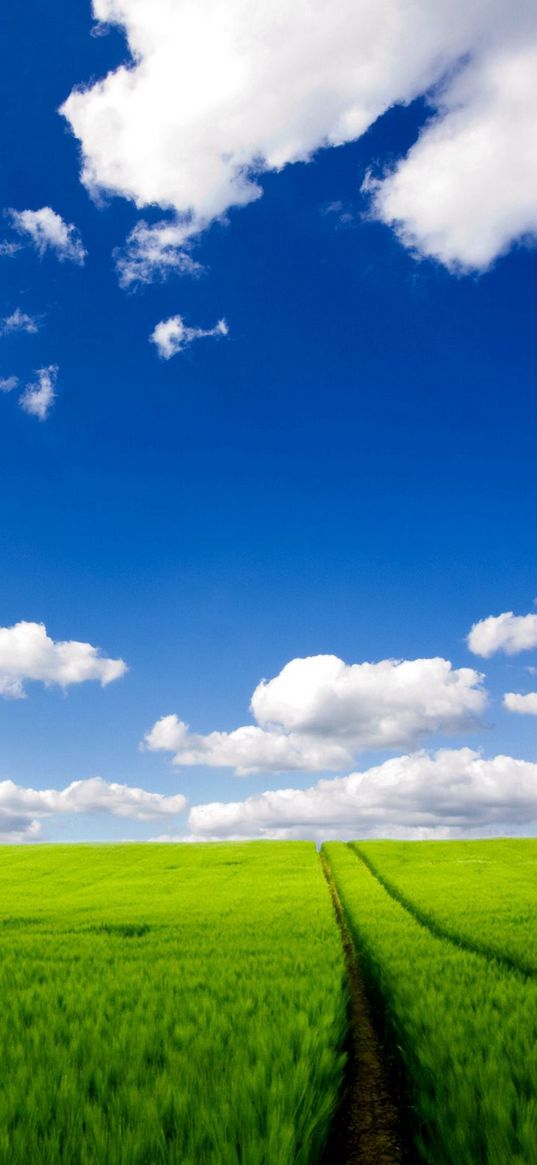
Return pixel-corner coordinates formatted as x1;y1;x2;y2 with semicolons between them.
350;843;535;983
319;852;413;1165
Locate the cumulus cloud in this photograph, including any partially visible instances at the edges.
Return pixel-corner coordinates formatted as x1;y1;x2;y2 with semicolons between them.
150;315;228;360
0;620;127;698
467;611;537;657
115;219;202;288
19;366;58;421
0;777;187;843
366;41;537;270
144;715;352;775
186;747;537;841
0;814;42;844
144;654;486;774
503;692;537;716
9;207;86;264
0;376;18;393
1;309;39;335
61;0;537;274
0;777;186;820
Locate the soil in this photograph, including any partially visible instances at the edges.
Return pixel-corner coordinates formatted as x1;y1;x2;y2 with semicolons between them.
319;854;417;1165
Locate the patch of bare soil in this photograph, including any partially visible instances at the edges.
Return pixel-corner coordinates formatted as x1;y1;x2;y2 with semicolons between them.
319;854;417;1165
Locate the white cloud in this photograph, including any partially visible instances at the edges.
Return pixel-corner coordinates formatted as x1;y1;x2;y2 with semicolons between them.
0;814;42;844
0;376;18;393
19;366;58;421
144;654;486;774
61;0;537;273
9;207;86;264
0;620;127;698
186;747;537;841
0;777;187;843
1;309;39;335
150;315;228;360
115;219;202;288
467;611;537;657
0;776;186;821
366;42;537;270
144;714;351;775
503;692;537;716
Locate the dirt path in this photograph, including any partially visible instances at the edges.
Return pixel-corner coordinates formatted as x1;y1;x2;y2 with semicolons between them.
319;853;414;1165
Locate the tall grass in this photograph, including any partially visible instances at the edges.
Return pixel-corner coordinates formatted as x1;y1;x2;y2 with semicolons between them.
354;839;537;975
324;841;537;1165
0;843;346;1165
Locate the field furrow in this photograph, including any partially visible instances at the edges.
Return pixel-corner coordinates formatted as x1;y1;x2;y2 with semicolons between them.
324;841;537;1165
350;843;535;980
352;840;537;976
319;852;406;1165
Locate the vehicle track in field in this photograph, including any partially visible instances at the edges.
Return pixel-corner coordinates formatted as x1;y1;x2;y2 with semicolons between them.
319;853;414;1165
350;843;535;982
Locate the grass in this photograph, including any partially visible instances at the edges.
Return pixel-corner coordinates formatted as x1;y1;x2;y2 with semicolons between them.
0;842;346;1165
324;840;537;1165
354;839;537;975
2;838;536;1165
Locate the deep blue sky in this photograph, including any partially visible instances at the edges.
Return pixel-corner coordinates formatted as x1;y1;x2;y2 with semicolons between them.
1;2;536;840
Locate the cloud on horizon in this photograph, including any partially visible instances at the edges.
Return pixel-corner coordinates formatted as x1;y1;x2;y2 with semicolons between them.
144;654;487;774
0;621;127;698
62;0;537;277
182;747;537;842
0;777;187;843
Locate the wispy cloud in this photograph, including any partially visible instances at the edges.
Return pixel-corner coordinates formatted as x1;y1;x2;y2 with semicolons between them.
115;219;202;288
0;240;22;257
0;375;18;393
19;365;59;421
8;207;86;264
321;201;356;228
150;314;228;360
1;308;40;335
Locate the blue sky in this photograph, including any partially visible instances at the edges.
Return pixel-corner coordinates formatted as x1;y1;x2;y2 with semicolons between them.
1;0;537;842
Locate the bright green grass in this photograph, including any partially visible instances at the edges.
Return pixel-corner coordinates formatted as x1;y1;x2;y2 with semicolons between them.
324;841;537;1165
0;842;346;1165
354;839;537;974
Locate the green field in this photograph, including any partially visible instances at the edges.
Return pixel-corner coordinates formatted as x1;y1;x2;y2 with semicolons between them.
353;838;537;974
0;839;535;1164
0;843;346;1165
324;841;537;1165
